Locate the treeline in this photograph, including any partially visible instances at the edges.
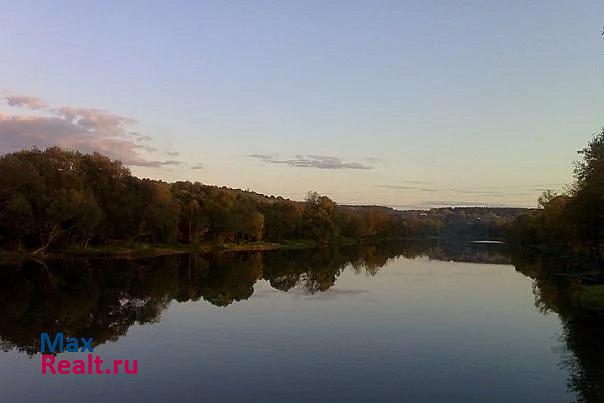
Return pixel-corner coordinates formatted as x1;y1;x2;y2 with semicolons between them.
0;148;400;251
396;206;526;240
508;129;604;271
0;148;524;253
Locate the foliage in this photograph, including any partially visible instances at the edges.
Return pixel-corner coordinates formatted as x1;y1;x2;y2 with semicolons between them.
0;148;524;252
509;128;604;271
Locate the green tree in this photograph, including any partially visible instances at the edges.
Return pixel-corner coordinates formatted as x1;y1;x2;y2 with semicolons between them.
303;191;339;245
570;128;604;261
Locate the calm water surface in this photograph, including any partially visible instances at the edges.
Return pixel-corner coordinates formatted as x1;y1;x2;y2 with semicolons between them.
0;243;599;402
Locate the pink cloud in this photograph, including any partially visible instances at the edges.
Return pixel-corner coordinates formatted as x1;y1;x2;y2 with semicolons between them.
53;107;136;136
5;95;47;110
0;97;186;168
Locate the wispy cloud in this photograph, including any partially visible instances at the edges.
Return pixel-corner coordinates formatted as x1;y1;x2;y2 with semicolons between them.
376;184;438;192
5;95;47;110
453;189;506;195
166;151;180;156
130;131;152;142
250;154;372;170
376;182;562;197
136;159;185;168
416;200;519;208
191;163;204;170
52;106;136;135
0;94;185;168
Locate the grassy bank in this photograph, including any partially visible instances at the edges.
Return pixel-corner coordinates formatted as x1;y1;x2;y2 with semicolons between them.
0;239;320;262
575;284;604;311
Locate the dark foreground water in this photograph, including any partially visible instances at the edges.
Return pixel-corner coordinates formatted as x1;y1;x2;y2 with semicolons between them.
0;242;601;402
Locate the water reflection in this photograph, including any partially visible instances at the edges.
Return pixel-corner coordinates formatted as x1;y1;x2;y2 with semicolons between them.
0;241;601;402
0;241;507;355
512;251;604;403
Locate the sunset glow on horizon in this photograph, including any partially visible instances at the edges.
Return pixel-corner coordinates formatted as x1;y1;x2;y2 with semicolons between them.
1;1;603;208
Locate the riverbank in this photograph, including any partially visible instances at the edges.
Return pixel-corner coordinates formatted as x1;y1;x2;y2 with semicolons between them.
0;239;318;263
0;236;510;264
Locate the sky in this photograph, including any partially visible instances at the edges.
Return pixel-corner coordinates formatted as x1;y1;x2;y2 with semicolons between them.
1;0;603;209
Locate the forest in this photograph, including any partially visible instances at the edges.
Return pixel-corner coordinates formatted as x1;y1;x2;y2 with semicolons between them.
0;147;522;254
508;128;604;272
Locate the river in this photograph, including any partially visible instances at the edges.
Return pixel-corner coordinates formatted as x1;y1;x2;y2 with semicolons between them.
0;242;599;402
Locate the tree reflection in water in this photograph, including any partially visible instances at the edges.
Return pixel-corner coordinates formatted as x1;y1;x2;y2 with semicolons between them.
511;250;604;403
0;241;601;402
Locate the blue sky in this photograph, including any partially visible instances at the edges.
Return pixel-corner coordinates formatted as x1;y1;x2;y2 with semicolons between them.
1;1;603;208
